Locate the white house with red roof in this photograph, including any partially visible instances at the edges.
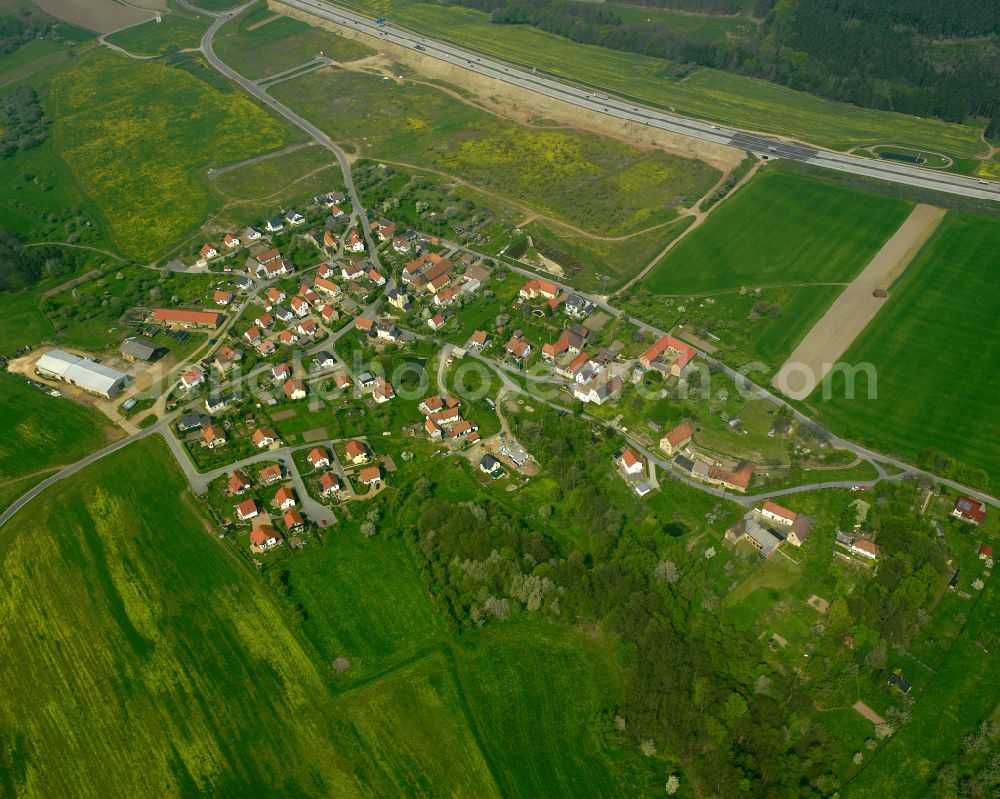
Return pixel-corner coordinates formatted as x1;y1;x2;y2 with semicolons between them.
639;335;696;377
200;243;218;260
428;314;446;331
618;448;643;476
181;366;205;389
953;496;986;525
347;229;365;252
308;448;330;469
223;233;240;249
659;422;693;456
519;278;558;300
214;290;233;306
235;498;260;521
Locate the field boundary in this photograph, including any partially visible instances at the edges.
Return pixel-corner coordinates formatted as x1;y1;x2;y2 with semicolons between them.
773;203;945;399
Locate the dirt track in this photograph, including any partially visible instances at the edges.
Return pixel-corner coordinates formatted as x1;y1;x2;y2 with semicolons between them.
773;203;944;400
34;0;161;34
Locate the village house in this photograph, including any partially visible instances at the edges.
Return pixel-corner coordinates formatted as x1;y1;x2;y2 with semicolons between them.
274;305;294;323
214;346;240;372
253;428;278;449
244;226;262;242
355;316;375;335
368;268;386;287
347;229;365;252
213;290;233;307
200;243;218;260
228;471;250;496
448;420;478;440
320;305;338;324
334;372;354;390
425;419;443;440
428;314;446;331
312;352;335;371
639;335;697;377
266;216;284;233
433;285;462;307
271;363;290;382
505;335;532;361
480;454;502;476
181;366;205;390
259;464;283;484
953;495;986;524
618;448;644;476
273;486;296;510
256;259;290;280
468;330;489;349
706;462;755;493
283;510;305;531
267;287;286;304
202;424;227;449
308;448;330;469
285;210;305;226
564;294;595;319
392;235;410;254
542;329;585;361
290;296;310;317
278;330;299;346
850;538;880;560
358;465;382;487
519;278;559;301
726;512;782;558
179;413;211;432
345;439;371;465
419;394;460;416
313;276;340;297
284;379;307;400
224;233;240;249
373;377;394;403
573;375;624;405
978;544;993;560
235;498;260;521
660;422;693;456
319;472;341;497
256;339;276;356
250;524;280;552
235;275;254;292
374;321;398;342
255;312;274;330
297;319;317;338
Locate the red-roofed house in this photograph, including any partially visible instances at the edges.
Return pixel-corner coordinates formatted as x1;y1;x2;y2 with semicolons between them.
181;366;205;389
273;486;296;510
308;447;330;469
979;544;993;560
519;278;558;300
425;419;443;440
953;496;986;525
228;472;250;495
761;501;797;526
214;290;233;306
707;462;755;493
659;422;693;456
259;463;283;484
618;448;643;475
271;363;290;381
355;316;375;334
235;498;260;521
224;233;240;248
297;319;317;337
358;465;382;486
639;335;697;376
253;428;278;449
203;424;226;448
200;243;218;260
428;314;446;331
506;336;532;361
347;229;365;252
250;524;280;552
373;377;394;403
468;330;489;349
850;538;879;559
283;510;304;531
284;379;307;400
318;472;341;496
345;439;370;464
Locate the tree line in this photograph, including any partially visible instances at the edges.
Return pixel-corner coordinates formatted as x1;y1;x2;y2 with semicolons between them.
0;231;80;293
448;0;1000;137
0;86;49;159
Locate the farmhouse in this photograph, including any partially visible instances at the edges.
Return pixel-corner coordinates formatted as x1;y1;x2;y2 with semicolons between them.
573;375;623;405
953;496;986;525
36;349;129;399
120;337;165;362
151;308;224;328
618;448;643;476
705;462;755;493
659;422;693;456
639;335;696;377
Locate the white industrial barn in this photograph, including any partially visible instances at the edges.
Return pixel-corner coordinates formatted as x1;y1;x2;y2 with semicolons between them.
35;350;129;399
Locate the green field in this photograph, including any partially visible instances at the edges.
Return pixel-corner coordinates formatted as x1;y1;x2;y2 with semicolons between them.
325;0;988;159
0;372;117;482
105;9;210;56
637;169;912;366
608;3;756;46
48;49;296;260
212;144;335;201
810;212;1000;487
214;1;373;79
271;66;720;237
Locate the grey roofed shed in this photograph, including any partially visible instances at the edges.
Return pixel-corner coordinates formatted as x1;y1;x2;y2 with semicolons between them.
120;336;164;362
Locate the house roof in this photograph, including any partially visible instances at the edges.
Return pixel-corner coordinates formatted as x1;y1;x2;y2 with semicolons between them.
955;496;986;523
228;472;249;492
151;308;224;327
620;449;641;470
284;378;305;397
640;334;696;370
236;498;259;517
506;336;531;358
203;424;225;443
253;427;277;444
470;330;488;346
259;464;282;481
665;422;693;447
283;510;304;528
308;447;328;465
274;486;295;505
853;538;879;556
359;465;381;483
979;544;993;558
345;439;367;459
250;525;278;546
762;500;797;523
319;472;340;491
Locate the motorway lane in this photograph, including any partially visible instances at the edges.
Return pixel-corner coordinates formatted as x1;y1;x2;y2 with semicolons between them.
278;0;999;202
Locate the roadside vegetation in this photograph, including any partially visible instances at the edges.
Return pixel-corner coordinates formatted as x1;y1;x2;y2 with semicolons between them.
104;8;210;57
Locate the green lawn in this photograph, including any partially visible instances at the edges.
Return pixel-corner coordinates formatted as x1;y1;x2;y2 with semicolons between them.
270;66;720;237
809;212;1000;488
214;2;374;79
637;169;912;367
328;0;987;159
48;49;297;260
0;372;118;482
105;10;210;56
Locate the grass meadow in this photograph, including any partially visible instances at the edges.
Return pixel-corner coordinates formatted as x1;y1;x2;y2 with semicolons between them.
48;50;297;260
637;169;912;367
329;0;987;159
809;212;1000;487
104;9;210;56
0;372;118;482
270;66;720;237
214;1;373;79
212;144;335;202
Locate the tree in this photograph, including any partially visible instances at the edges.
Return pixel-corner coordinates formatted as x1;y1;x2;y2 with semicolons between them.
665;774;680;795
360;521;377;537
654;560;679;584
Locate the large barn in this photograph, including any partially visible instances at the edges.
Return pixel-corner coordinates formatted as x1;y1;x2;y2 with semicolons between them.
36;349;129;399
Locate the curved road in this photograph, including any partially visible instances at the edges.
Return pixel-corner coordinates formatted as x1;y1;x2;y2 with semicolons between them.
276;0;999;202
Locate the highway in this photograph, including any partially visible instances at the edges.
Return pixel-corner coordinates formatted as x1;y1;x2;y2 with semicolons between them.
277;0;999;203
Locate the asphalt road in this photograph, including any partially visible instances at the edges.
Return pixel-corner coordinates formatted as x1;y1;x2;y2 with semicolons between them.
277;0;999;203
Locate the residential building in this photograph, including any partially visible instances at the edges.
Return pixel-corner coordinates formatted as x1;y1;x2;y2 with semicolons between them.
273;486;296;510
345;439;370;464
252;428;278;449
202;424;226;448
618;448;643;475
235;498;260;521
638;335;696;377
308;448;330;469
659;422;693;456
953;496;986;524
250;524;280;552
519;278;558;300
151;308;224;328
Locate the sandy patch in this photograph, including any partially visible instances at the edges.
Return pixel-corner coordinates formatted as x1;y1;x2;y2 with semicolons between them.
273;2;741;171
773;204;945;400
34;0;159;34
807;594;830;613
852;701;885;725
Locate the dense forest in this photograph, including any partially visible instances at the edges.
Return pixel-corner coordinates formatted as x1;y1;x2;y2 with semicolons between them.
0;231;78;292
375;408;968;796
0;86;49;158
450;0;1000;137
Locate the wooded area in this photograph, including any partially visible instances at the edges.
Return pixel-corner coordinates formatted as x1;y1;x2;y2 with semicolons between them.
0;231;78;293
451;0;1000;137
0;86;49;158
